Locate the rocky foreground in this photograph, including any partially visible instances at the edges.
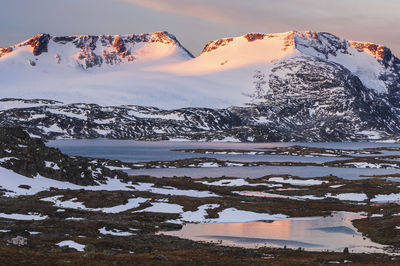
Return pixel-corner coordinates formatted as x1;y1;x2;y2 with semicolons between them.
1;128;400;265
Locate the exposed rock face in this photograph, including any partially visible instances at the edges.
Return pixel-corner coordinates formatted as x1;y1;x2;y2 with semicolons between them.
0;47;13;58
73;35;99;50
244;33;266;42
112;35;127;54
294;31;349;57
375;48;400;97
53;36;77;44
349;41;387;60
0;47;13;53
292;31;400;97
77;47;103;69
0;94;399;142
202;38;234;53
24;34;51;56
0;127;127;185
0;100;241;140
244;56;400;141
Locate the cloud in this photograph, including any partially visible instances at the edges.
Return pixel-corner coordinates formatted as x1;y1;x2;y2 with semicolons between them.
117;0;400;30
117;0;239;24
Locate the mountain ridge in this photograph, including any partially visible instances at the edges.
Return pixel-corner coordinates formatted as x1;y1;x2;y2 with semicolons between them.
0;30;400;142
0;31;194;68
0;31;194;56
3;30;393;60
1;30;399;108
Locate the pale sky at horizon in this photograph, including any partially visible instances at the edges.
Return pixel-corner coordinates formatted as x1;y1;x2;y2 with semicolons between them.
1;0;399;56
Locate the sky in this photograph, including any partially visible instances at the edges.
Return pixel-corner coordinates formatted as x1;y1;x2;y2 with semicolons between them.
1;0;399;56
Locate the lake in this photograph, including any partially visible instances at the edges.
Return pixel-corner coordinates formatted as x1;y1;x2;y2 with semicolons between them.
48;139;400;180
160;212;389;254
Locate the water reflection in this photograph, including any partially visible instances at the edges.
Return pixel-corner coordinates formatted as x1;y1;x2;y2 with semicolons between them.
161;212;388;253
47;139;400;162
48;140;400;180
127;165;400;180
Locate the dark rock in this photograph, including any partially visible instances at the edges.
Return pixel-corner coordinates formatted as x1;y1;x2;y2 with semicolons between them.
343;247;349;255
60;246;75;253
153;254;168;261
162;223;183;230
0;127;128;186
25;34;50;56
244;33;266;42
84;243;96;253
0;47;13;55
0;91;399;142
53;36;77;44
103;249;117;256
202;38;233;53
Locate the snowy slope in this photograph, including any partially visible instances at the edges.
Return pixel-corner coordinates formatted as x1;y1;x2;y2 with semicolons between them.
0;31;399;109
153;32;298;74
0;32;199;108
292;31;400;94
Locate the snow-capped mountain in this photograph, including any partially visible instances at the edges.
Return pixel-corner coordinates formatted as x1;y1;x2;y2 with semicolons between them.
0;32;196;108
1;30;400;141
1;30;399;109
0;31;193;68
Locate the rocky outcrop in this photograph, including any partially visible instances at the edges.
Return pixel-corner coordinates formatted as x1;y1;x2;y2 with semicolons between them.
0;100;241;140
202;38;233;53
77;47;103;69
0;47;13;58
24;34;51;56
0;93;399;142
348;41;388;60
0;127;127;185
243;56;400;141
244;33;266;42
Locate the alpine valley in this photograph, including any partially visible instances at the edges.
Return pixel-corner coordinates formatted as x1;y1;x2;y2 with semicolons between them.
1;30;400;142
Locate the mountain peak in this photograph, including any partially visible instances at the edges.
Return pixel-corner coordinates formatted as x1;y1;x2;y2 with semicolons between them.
17;33;51;56
199;30;393;60
1;31;192;58
0;31;193;69
200;30;320;55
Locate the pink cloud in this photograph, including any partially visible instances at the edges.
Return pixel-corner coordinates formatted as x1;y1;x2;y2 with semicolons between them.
117;0;238;24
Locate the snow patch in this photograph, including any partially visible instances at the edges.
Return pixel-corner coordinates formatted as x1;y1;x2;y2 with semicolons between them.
56;240;85;251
